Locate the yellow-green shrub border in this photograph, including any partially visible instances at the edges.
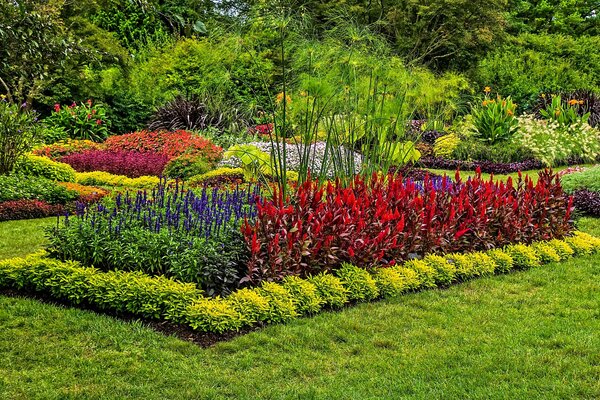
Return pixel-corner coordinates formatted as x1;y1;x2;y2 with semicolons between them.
1;231;599;334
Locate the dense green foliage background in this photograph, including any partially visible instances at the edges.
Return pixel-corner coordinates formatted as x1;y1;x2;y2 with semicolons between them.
1;0;598;133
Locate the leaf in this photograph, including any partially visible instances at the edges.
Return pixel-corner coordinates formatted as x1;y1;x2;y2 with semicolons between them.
192;20;207;35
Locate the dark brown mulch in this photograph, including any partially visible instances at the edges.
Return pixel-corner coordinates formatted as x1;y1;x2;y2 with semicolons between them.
0;288;262;348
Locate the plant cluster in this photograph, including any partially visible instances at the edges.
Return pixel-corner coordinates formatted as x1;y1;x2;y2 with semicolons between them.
104;130;222;162
0;100;42;175
242;170;573;282
571;190;600;217
0;175;79;205
560;166;600;193
163;154;212;179
46;100;110;142
187;168;246;187
75;171;160;189
3;232;599;333
533;91;600;127
538;95;590;126
0;200;65;222
60;150;170;178
515;115;600;166
33;139;103;160
470;93;519;144
420;157;545;174
47;182;261;295
15;155;76;182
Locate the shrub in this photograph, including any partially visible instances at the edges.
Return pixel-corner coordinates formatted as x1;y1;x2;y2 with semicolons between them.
56;182;108;205
420;158;545;174
515;115;600;167
257;282;298;323
468;252;497;276
452;139;534;163
403;260;437;289
487;249;514;273
306;273;348;309
0;175;78;204
0;200;64;221
538;95;590;126
33;139;103;160
446;253;477;281
46;100;110;142
504;244;542;269
571;190;600;217
281;276;323;315
433;133;460;158
187;167;245;187
533;90;600;128
226;288;271;325
547;239;575;259
184;298;244;333
531;242;561;263
0;101;42;175
163;154;213;179
75;171;160;189
16;154;76;182
564;232;600;255
104;130;222;162
46;183;258;295
560;166;600;193
335;264;379;302
60;150;169;178
470;94;519;144
243;170;572;282
373;267;413;297
422;254;455;286
390;266;422;290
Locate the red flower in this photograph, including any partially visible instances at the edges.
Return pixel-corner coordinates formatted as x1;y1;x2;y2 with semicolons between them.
53;103;60;113
87;99;92;106
96;119;102;125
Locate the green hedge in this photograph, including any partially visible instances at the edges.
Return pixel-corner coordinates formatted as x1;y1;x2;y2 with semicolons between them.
560;166;600;193
1;232;599;334
16;154;76;182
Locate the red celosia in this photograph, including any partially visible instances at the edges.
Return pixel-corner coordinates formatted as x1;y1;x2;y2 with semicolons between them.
104;130;222;162
242;169;573;282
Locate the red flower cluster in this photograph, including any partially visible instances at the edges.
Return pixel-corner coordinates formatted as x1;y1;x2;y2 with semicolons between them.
60;150;169;178
104;130;222;162
242;169;573;282
33;140;103;160
249;124;274;136
0;200;65;222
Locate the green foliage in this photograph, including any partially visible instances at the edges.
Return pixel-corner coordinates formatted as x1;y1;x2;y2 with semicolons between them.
447;253;477;281
187;168;245;186
468;252;497;276
539;95;590;126
531;242;561;264
433;133;460;158
560;166;600;193
389;266;422;290
0;101;42;175
226;288;271;325
564;232;600;255
45;101;111;142
470;94;519;144
452;137;534;163
224;144;273;182
403;259;437;289
474;34;600;110
306;273;349;309
422;254;455;286
163;154;212;180
336;263;379;301
185;298;244;333
0;175;78;204
547;239;575;259
281;276;323;315
16;155;76;182
504;244;542;269
508;0;600;36
373;267;413;297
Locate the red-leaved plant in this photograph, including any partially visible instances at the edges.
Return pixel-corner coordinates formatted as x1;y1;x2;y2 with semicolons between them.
104;130;222;162
0;200;65;222
241;169;573;282
60;150;169;178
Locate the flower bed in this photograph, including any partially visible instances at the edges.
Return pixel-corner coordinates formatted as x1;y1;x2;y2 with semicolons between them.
243;170;572;282
75;171;160;189
2;232;599;333
60;150;170;178
420;157;545;174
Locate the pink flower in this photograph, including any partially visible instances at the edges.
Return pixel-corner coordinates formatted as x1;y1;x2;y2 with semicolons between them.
96;119;102;125
87;99;92;106
54;103;60;113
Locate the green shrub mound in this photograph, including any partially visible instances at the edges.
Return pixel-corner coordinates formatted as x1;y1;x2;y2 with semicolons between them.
0;175;79;204
1;232;599;334
560;166;600;193
16;154;76;182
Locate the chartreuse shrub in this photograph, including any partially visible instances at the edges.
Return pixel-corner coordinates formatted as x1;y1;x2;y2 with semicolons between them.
1;233;600;334
16;154;76;182
187;167;245;186
433;133;460;158
75;171;160;189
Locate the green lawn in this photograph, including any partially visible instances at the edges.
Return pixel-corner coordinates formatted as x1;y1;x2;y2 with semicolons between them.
0;216;598;399
0;217;55;260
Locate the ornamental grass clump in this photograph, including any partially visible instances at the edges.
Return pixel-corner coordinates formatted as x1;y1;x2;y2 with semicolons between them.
47;181;261;296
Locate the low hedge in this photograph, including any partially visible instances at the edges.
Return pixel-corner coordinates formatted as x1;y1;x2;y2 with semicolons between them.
1;232;599;334
560;166;600;193
75;171;161;189
16;154;76;182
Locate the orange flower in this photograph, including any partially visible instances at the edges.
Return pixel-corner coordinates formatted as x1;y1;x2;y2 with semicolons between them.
568;99;579;106
482;100;488;106
276;92;292;105
507;109;514;116
484;86;491;93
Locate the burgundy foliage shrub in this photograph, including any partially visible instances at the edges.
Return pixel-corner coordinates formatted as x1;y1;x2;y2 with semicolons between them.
420;157;545;174
572;190;600;216
60;150;169;178
242;170;573;282
0;200;64;222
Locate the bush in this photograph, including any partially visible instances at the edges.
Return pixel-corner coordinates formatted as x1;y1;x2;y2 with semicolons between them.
452;138;534;163
433;133;460;158
571;190;600;217
187;167;246;187
281;276;323;315
184;298;244;333
163;154;213;179
306;273;348;309
487;249;514;273
243;170;572;282
470;94;519;144
531;242;561;263
16;154;76;182
75;171;160;189
226;288;271;325
504;244;542;269
335;264;379;302
104;130;222;162
33;139;103;160
560;166;600;193
532;90;600;128
420;158;545;174
0;200;64;221
257;282;298;323
60;150;169;178
0;175;78;204
56;182;108;205
547;239;575;259
0;101;42;175
422;254;456;286
515;116;600;167
373;268;413;297
403;260;437;289
46;100;110;142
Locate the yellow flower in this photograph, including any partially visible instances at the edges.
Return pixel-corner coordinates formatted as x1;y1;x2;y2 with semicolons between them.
507;109;514;116
484;86;491;93
568;99;579;106
276;92;292;105
482;100;489;106
578;100;584;105
299;91;308;97
555;109;561;117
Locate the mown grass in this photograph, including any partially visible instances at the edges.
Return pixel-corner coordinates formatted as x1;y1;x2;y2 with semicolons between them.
0;216;598;399
0;217;55;260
